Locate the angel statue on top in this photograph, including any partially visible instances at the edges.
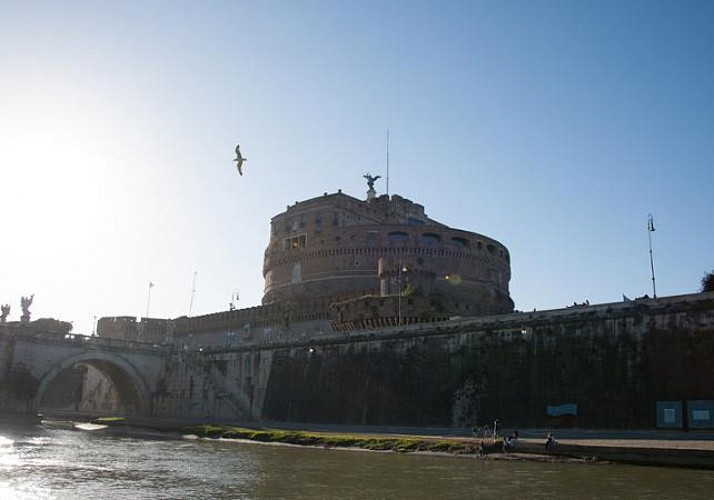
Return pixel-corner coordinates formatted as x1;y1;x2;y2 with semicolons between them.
364;173;381;191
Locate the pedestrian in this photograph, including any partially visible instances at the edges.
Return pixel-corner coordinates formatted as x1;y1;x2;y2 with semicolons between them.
545;432;556;449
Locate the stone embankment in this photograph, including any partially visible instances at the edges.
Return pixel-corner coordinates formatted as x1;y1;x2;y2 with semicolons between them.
180;423;714;470
88;418;714;470
513;438;714;469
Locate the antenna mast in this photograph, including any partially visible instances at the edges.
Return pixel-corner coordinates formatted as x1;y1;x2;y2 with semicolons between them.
386;129;390;196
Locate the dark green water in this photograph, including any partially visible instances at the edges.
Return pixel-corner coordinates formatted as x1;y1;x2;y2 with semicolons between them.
0;423;712;499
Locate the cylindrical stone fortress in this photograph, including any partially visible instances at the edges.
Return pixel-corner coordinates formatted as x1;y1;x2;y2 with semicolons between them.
262;190;513;316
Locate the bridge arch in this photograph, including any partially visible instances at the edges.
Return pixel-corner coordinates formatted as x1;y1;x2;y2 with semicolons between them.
34;350;152;416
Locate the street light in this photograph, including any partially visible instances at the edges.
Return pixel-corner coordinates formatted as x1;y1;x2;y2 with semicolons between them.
647;214;657;298
397;265;408;325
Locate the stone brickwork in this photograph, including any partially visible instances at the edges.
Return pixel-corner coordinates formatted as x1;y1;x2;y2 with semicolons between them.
139;291;714;429
97;190;514;344
0;328;166;418
39;186;712;430
5;292;714;429
255;292;714;429
97;316;168;344
262;191;513;317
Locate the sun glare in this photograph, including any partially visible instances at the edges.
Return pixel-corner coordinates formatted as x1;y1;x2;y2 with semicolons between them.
3;118;103;236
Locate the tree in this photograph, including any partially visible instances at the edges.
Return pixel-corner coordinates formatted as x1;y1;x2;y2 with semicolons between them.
701;271;714;293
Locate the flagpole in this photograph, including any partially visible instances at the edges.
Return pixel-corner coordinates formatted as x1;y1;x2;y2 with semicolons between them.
188;271;197;317
146;282;154;318
647;213;657;298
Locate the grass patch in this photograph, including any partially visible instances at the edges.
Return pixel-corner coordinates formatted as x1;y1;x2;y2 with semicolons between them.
91;417;126;424
183;425;478;456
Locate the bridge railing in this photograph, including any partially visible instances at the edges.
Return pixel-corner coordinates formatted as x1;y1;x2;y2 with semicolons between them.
0;328;174;354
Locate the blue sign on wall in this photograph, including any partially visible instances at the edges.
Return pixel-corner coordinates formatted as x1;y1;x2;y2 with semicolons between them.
547;403;578;417
656;401;683;429
688;400;714;430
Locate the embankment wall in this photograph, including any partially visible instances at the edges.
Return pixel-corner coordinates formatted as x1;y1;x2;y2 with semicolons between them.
155;292;714;429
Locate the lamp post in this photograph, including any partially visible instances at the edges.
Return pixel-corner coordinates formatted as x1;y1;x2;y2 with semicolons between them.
647;214;657;298
522;325;539;427
397;265;407;325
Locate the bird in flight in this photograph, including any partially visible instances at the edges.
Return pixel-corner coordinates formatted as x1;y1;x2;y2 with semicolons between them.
234;144;247;175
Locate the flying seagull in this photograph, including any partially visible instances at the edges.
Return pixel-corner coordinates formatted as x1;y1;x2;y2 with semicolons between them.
234;144;247;175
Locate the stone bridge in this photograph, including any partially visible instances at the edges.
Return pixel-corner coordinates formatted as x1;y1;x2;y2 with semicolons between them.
0;329;168;419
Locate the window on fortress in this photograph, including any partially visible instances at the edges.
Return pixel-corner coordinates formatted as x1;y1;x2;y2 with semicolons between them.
284;235;307;251
451;237;469;248
420;233;440;245
367;232;378;247
487;244;495;254
388;231;409;242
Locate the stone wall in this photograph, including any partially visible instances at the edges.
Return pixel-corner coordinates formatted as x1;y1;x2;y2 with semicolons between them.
248;292;713;429
97;316;168;344
8;292;714;430
262;191;513;316
151;347;272;422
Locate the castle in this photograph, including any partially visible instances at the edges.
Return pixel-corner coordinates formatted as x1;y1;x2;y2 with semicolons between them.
5;180;714;430
99;184;514;343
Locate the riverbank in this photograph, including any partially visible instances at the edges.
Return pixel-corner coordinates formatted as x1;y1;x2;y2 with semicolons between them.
86;418;714;470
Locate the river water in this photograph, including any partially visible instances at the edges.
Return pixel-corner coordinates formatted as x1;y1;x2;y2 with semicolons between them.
0;423;713;499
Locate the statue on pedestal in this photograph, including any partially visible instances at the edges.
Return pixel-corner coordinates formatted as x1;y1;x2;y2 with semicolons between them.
20;294;34;323
363;173;381;191
364;173;381;201
0;304;9;323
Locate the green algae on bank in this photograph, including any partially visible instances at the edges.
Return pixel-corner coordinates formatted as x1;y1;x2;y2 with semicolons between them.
92;417;126;423
182;424;481;455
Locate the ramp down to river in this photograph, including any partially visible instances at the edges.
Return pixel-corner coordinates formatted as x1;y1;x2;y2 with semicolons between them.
496;438;714;470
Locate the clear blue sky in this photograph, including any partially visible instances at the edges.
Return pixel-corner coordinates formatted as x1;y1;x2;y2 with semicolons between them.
1;1;712;334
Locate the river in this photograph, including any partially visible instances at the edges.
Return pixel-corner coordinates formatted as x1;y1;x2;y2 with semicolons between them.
0;422;713;499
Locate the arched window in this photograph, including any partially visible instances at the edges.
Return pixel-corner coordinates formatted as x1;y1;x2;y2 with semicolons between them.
451;237;469;248
420;233;441;245
388;231;409;242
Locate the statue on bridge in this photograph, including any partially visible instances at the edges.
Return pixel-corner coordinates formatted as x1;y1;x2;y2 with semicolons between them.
20;294;34;324
0;304;9;323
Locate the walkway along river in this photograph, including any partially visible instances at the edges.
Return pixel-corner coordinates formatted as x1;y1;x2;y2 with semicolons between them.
1;422;714;499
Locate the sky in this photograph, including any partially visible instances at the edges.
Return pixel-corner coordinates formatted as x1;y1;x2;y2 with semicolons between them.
1;1;712;334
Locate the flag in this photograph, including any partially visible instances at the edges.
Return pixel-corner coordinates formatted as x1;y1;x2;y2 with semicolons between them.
647;214;655;232
149;282;155;288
